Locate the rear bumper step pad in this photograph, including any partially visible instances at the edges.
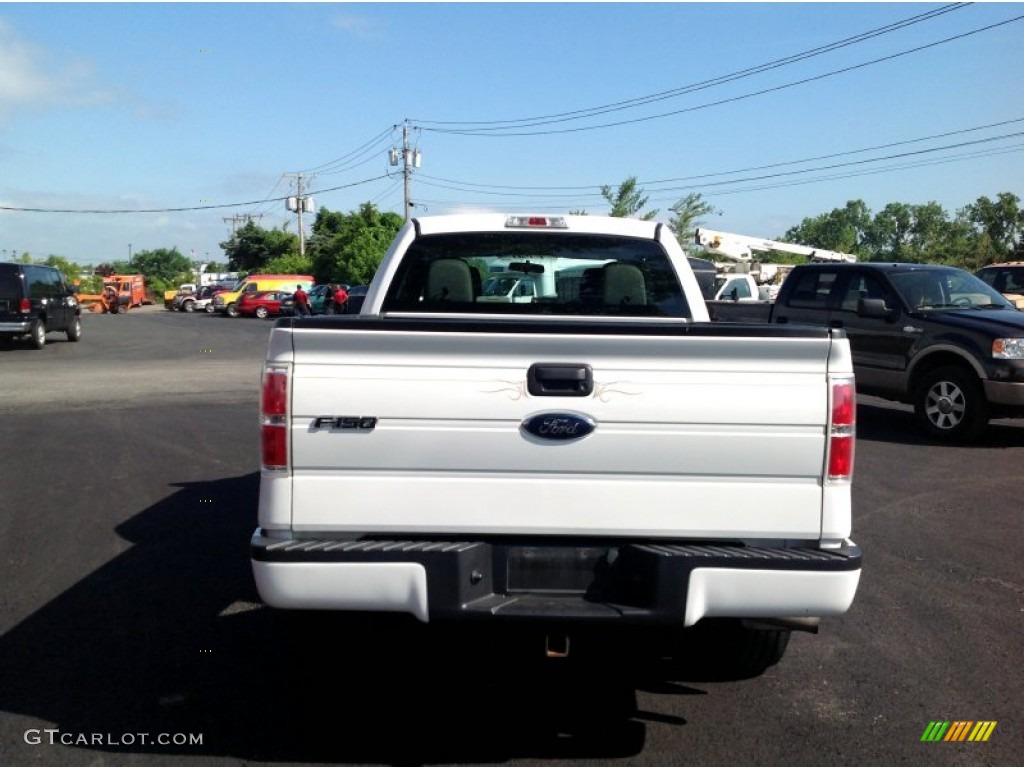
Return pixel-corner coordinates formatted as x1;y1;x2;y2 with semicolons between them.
252;533;861;624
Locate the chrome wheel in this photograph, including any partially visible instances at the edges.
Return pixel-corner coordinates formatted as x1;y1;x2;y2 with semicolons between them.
914;366;987;442
30;320;46;350
923;380;966;431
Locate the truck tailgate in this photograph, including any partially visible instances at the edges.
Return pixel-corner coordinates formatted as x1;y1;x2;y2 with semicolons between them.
278;320;842;540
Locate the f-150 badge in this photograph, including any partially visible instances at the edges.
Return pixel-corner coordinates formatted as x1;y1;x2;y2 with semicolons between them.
521;412;595;441
311;416;377;430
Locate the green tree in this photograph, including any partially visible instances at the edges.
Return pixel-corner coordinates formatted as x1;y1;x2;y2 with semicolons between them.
906;202;951;264
863;202;914;262
42;255;85;282
942;214;980;270
264;252;313;275
78;274;104;293
862;202;966;264
308;203;403;285
668;192;720;247
220;221;300;272
600;176;658;220
129;247;193;283
782;200;870;256
960;192;1023;266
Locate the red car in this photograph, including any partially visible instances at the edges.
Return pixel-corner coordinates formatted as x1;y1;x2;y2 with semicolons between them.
237;290;296;319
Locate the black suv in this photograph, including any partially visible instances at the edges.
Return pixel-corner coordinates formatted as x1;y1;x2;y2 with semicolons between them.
0;262;82;349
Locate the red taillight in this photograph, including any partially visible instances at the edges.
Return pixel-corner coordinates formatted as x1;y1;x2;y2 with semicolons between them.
261;366;289;470
504;215;568;229
828;379;855;482
19;298;31;313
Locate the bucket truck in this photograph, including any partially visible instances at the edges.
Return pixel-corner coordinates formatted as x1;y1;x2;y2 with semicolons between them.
695;228;857;302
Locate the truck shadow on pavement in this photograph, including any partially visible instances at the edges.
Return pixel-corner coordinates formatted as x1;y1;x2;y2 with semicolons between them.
0;471;737;763
856;400;1024;447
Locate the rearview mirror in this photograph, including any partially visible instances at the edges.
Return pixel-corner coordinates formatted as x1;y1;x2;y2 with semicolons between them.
508;261;545;275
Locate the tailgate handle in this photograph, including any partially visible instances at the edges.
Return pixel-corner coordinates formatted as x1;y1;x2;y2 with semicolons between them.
527;364;593;397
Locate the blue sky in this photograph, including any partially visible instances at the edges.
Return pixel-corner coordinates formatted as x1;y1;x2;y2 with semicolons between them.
0;2;1022;267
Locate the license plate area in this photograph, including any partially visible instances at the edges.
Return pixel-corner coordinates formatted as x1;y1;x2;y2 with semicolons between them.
504;546;609;593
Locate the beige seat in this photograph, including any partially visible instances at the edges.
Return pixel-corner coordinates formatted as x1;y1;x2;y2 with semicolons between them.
426;259;474;302
603;263;646;306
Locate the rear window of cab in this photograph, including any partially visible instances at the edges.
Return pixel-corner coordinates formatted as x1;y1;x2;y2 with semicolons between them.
381;232;691;317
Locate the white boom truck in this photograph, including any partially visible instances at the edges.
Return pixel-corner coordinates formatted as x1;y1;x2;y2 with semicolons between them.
697;228;858;303
695;227;858;265
251;214;862;677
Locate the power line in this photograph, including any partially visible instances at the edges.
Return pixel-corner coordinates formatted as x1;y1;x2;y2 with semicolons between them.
670;144;1024;200
421;13;1024;137
410;129;1024;202
250;173;288;217
410;143;1024;212
314;140;394;177
414;3;970;129
413;116;1024;193
0;175;391;214
298;127;394;174
644;131;1024;195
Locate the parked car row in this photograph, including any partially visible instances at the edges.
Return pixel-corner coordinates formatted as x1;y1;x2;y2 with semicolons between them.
167;277;369;320
170;283;233;313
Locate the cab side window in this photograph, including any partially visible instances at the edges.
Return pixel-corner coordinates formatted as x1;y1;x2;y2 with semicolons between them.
840;273;888;312
787;270;836;309
720;278;753;299
1007;269;1024;293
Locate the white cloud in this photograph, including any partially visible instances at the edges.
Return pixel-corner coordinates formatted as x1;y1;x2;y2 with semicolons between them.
0;17;118;124
331;13;378;39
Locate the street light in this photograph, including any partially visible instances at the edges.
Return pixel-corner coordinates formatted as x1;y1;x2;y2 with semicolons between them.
128;243;132;261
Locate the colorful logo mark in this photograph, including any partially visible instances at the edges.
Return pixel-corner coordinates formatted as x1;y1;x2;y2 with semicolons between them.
921;721;997;742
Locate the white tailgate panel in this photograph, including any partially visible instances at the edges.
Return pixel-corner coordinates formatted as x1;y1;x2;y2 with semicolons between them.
288;328;834;538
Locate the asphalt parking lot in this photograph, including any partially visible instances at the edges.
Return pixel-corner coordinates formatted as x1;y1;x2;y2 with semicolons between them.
0;307;1020;766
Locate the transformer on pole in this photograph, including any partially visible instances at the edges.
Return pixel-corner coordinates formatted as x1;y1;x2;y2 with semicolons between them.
389;120;422;222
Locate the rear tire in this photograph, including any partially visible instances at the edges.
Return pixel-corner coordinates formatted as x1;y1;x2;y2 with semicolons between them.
29;320;46;350
913;365;988;442
66;316;82;342
184;300;195;313
670;619;790;681
255;306;268;319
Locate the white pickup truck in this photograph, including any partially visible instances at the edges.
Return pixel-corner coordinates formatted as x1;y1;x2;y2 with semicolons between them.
251;213;861;676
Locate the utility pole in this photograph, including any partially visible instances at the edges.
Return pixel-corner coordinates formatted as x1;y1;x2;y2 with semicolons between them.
223;213;261;234
285;173;314;257
389;120;421;221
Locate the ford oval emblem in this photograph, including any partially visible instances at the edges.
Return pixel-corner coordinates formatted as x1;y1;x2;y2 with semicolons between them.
521;412;595;441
